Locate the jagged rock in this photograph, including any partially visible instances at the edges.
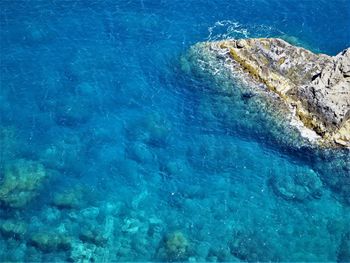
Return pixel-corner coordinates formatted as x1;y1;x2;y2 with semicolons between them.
296;48;350;136
188;38;350;147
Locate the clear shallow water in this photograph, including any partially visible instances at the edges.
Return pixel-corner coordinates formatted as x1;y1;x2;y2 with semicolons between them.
0;0;350;262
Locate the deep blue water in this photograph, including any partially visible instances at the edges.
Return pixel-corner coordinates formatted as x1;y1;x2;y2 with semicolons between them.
1;0;350;262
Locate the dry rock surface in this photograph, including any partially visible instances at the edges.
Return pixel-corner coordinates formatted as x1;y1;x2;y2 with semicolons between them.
193;38;350;147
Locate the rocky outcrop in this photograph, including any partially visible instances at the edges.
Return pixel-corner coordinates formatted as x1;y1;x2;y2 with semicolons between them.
189;38;350;147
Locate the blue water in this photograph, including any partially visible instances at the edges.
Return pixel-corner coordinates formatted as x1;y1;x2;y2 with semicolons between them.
1;0;350;261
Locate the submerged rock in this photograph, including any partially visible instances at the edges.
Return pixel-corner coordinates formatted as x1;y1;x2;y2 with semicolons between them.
121;218;142;234
0;220;27;239
126;113;172;147
229;228;280;262
269;169;323;201
158;231;191;261
187;38;350;147
79;226;108;247
29;232;72;252
0;159;48;208
69;240;96;263
52;187;84;209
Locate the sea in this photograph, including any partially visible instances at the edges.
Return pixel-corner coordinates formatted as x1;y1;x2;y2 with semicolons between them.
0;0;349;261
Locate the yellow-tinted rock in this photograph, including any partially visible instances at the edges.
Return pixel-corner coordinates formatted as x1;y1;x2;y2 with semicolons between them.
333;120;350;147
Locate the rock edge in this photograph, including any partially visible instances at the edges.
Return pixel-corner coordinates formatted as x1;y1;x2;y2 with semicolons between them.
195;38;350;147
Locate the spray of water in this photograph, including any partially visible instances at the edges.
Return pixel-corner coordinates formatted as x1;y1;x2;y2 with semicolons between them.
207;20;284;41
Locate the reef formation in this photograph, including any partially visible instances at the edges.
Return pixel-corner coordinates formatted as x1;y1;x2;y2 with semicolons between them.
186;38;350;148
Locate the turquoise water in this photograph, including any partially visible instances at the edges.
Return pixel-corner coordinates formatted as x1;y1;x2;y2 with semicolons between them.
1;0;350;261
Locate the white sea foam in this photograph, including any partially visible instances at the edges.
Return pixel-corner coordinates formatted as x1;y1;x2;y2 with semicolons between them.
207;20;250;41
207;20;284;41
